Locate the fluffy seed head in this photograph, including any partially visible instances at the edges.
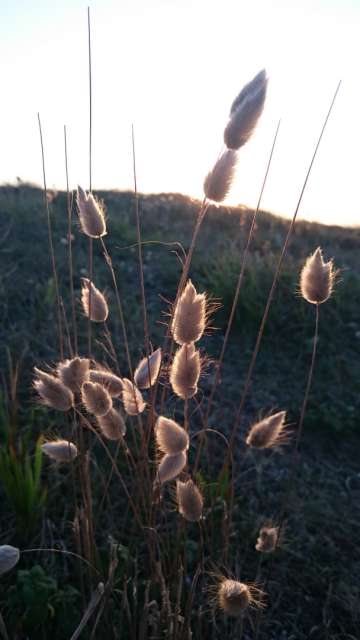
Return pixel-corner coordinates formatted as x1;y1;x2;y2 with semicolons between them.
134;348;162;389
0;545;20;576
34;368;74;412
89;367;123;397
300;247;335;304
218;580;253;616
42;439;78;463
155;451;187;485
255;526;279;553
170;343;201;400
97;408;126;440
224;69;268;150
81;279;109;323
57;357;90;393
204;149;238;203
246;411;289;449
77;186;107;238
172;280;206;345
155;416;189;455
121;379;146;415
176;479;203;522
82;381;112;417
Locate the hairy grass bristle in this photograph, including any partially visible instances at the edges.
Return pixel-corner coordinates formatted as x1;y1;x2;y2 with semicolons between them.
224;69;268;150
246;410;289;449
77;185;107;238
81;381;113;417
81;278;109;323
97;408;126;440
255;525;280;553
155;451;187;486
172;280;206;345
203;149;238;204
134;347;162;389
121;378;146;415
170;343;201;400
155;416;189;455
42;439;78;462
89;367;123;397
57;357;90;393
300;247;335;304
176;479;203;522
34;367;74;412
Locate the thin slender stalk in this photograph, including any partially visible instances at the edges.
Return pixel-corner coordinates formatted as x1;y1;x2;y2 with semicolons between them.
193;120;281;474
64;125;78;354
131;124;150;357
159;198;209;412
37;113;64;360
254;304;320;639
87;6;93;359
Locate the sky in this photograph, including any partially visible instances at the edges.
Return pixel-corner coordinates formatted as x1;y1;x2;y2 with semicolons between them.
0;0;359;226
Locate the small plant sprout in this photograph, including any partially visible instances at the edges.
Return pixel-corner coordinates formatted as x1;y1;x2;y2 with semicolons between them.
0;545;20;577
217;578;263;617
203;149;238;204
134;347;162;389
121;379;146;415
155;416;189;455
41;440;78;463
246;410;290;450
255;525;280;553
97;408;126;440
172;280;206;345
33;368;74;412
224;69;268;150
176;479;203;522
81;278;109;322
300;247;335;305
77;185;107;238
89;367;123;397
81;381;112;417
57;357;90;393
170;343;201;400
155;451;187;486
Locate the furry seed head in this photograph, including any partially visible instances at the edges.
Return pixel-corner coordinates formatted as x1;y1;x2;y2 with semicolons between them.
57;357;90;393
255;526;279;553
81;279;109;323
134;348;162;389
176;479;203;522
82;381;112;417
0;545;20;576
224;69;268;150
172;280;206;345
170;343;201;400
42;439;78;462
89;367;123;397
246;411;289;449
300;247;335;304
34;368;74;412
155;451;187;485
218;579;259;617
203;149;238;203
77;186;107;238
155;416;189;455
97;408;126;440
121;379;146;415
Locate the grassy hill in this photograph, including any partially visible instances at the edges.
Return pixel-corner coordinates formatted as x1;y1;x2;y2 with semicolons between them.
0;184;359;638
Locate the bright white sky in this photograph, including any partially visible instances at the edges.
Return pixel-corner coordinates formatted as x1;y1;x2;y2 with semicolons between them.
0;0;359;225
